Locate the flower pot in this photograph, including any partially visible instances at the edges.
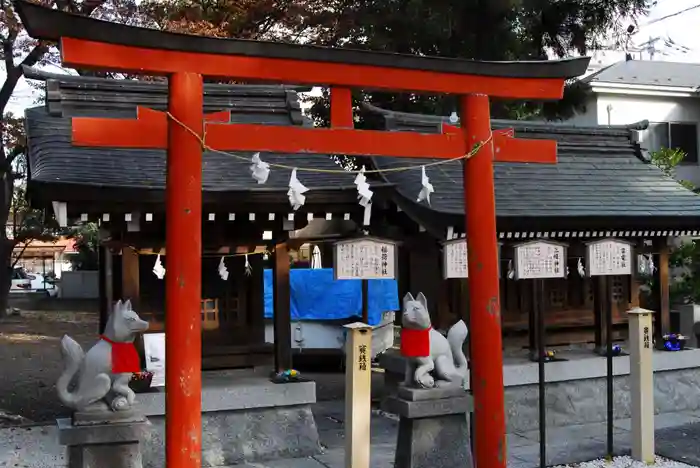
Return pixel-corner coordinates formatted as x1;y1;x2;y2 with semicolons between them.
663;334;687;352
129;372;153;393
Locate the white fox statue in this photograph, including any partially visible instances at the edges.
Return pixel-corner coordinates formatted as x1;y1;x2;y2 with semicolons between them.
57;299;149;412
400;292;469;389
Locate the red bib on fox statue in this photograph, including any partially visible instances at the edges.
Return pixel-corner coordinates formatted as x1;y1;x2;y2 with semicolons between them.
100;335;141;373
400;327;431;358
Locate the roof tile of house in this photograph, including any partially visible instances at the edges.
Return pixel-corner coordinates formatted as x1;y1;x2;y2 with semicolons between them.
365;104;700;220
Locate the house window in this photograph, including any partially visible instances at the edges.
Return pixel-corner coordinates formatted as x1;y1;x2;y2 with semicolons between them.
648;122;698;163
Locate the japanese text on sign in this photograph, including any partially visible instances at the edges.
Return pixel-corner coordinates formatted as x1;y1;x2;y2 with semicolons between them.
334;239;396;280
358;344;368;371
514;242;566;280
587;240;632;276
643;326;650;349
443;239;468;279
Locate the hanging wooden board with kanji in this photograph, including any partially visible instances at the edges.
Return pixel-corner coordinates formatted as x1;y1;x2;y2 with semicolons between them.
513;240;568;280
443;238;469;278
442;239;503;279
333;236;398;280
586;238;633;277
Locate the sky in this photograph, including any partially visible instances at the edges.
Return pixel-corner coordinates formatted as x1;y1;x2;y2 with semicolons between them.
4;0;700;116
588;0;700;67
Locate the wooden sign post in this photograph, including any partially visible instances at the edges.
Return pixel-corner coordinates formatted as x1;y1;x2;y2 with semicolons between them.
333;237;396;468
585;238;633;458
513;240;568;468
343;322;373;468
627;307;655;463
15;3;589;466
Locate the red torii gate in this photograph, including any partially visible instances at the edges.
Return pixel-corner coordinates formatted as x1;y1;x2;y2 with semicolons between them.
16;2;589;467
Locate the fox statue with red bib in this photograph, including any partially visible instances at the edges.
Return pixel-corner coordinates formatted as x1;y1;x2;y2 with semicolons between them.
57;299;149;412
400;292;468;389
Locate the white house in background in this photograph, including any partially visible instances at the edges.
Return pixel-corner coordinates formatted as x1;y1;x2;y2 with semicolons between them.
568;58;700;186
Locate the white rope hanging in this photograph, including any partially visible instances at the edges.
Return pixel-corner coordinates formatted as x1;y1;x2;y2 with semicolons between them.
287;168;309;210
638;254;656;275
647;254;656;274
244;254;252;276
250;152;270;184
218;256;229;281
416;166;434;205
354;166;373;225
577;258;585;277
152;254;165;280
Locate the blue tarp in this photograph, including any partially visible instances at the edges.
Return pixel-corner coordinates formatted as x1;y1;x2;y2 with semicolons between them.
263;268;399;326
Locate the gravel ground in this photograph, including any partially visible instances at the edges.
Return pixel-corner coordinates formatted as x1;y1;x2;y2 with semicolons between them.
553;456;698;467
0;310;96;425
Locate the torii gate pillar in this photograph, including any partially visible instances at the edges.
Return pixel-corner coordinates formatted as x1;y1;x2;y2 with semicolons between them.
165;73;204;464
460;94;506;462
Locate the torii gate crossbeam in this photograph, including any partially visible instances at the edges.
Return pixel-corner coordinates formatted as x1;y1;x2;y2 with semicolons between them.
15;3;590;467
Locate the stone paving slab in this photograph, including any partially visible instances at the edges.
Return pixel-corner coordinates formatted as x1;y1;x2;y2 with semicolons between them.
614;412;700;432
656;422;700;466
312;444;396;468
517;421;627;443
508;438;630;468
590;430;631;452
237;458;328;468
507;433;533;448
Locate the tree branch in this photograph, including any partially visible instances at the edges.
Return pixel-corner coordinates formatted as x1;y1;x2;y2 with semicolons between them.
80;0;107;16
11;240;29;269
13;221;57;244
0;43;46;113
3;145;24;169
2;40;13;78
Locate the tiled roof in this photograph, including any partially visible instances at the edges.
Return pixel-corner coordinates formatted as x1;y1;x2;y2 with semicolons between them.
25;71;358;193
584;59;700;89
365;104;700;221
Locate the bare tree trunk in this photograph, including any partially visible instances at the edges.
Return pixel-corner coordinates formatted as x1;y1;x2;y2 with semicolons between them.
0;238;14;317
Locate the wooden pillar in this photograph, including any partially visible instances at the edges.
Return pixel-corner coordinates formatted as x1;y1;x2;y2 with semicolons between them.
527;281;536;355
165;72;203;468
121;246;140;307
98;245;113;334
629;277;641;309
460;94;506;468
436;279;451;330
247;253;265;345
407;236;441;324
594;276;607;353
657;239;671;341
272;242;292;372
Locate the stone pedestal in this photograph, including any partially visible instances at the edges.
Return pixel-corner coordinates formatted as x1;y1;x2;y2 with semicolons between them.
136;372;320;466
58;417;149;468
384;386;474;468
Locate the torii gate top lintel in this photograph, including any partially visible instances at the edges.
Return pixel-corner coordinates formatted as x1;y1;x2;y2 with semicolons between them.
15;0;590;163
16;2;591;468
16;0;589;99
